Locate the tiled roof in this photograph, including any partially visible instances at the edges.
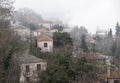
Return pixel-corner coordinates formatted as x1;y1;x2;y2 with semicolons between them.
82;53;109;59
19;50;46;64
37;35;53;41
36;28;48;32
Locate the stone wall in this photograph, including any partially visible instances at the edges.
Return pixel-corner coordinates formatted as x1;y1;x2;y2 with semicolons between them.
19;62;47;83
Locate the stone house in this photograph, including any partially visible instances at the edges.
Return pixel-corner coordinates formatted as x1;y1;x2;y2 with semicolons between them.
37;35;53;52
19;54;47;83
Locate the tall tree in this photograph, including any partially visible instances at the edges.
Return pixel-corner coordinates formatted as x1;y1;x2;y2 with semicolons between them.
115;22;120;36
108;28;113;38
70;26;88;45
14;8;43;30
111;41;117;56
53;32;73;53
75;57;98;83
51;24;64;32
15;8;43;24
109;22;120;57
0;0;27;82
0;0;13;29
110;39;120;57
94;28;114;55
80;34;89;52
40;54;74;83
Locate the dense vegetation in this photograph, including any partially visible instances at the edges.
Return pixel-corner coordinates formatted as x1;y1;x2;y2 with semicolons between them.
38;53;98;83
53;32;73;54
0;0;28;82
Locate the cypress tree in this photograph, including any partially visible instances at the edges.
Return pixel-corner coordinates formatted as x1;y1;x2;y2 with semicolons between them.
80;34;88;52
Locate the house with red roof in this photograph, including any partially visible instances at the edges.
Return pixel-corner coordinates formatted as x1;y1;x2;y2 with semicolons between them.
81;53;112;65
37;35;53;52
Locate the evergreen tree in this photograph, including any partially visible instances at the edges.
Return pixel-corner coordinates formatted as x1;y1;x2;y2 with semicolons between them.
52;24;64;32
53;32;73;53
111;40;120;58
115;22;120;36
80;34;88;52
111;41;117;56
108;28;113;38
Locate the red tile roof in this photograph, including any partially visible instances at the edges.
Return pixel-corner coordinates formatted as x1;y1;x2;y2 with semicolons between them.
37;35;53;41
82;53;108;59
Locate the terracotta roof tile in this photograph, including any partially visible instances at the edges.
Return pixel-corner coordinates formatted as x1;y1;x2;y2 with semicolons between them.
37;35;53;41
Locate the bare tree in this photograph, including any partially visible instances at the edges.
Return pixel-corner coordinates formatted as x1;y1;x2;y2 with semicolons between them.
0;0;28;83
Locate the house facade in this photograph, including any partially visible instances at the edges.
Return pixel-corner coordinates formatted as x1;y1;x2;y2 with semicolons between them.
19;55;47;83
37;35;53;52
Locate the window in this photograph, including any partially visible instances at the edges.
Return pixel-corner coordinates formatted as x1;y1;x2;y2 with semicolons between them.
26;65;30;72
37;64;41;71
44;43;48;47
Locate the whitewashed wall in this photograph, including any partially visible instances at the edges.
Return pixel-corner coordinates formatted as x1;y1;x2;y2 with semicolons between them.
37;41;53;52
39;23;52;30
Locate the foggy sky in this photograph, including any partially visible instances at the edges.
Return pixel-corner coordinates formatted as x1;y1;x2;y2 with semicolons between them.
14;0;120;33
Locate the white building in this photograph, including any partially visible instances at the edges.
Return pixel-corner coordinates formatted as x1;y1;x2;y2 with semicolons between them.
39;21;53;30
33;28;48;37
33;28;58;37
37;35;53;52
49;29;58;33
96;28;108;38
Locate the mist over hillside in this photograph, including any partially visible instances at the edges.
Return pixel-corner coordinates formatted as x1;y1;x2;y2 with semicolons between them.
14;8;43;24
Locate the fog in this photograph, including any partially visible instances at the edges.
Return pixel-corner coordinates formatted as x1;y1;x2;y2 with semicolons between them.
14;0;120;33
